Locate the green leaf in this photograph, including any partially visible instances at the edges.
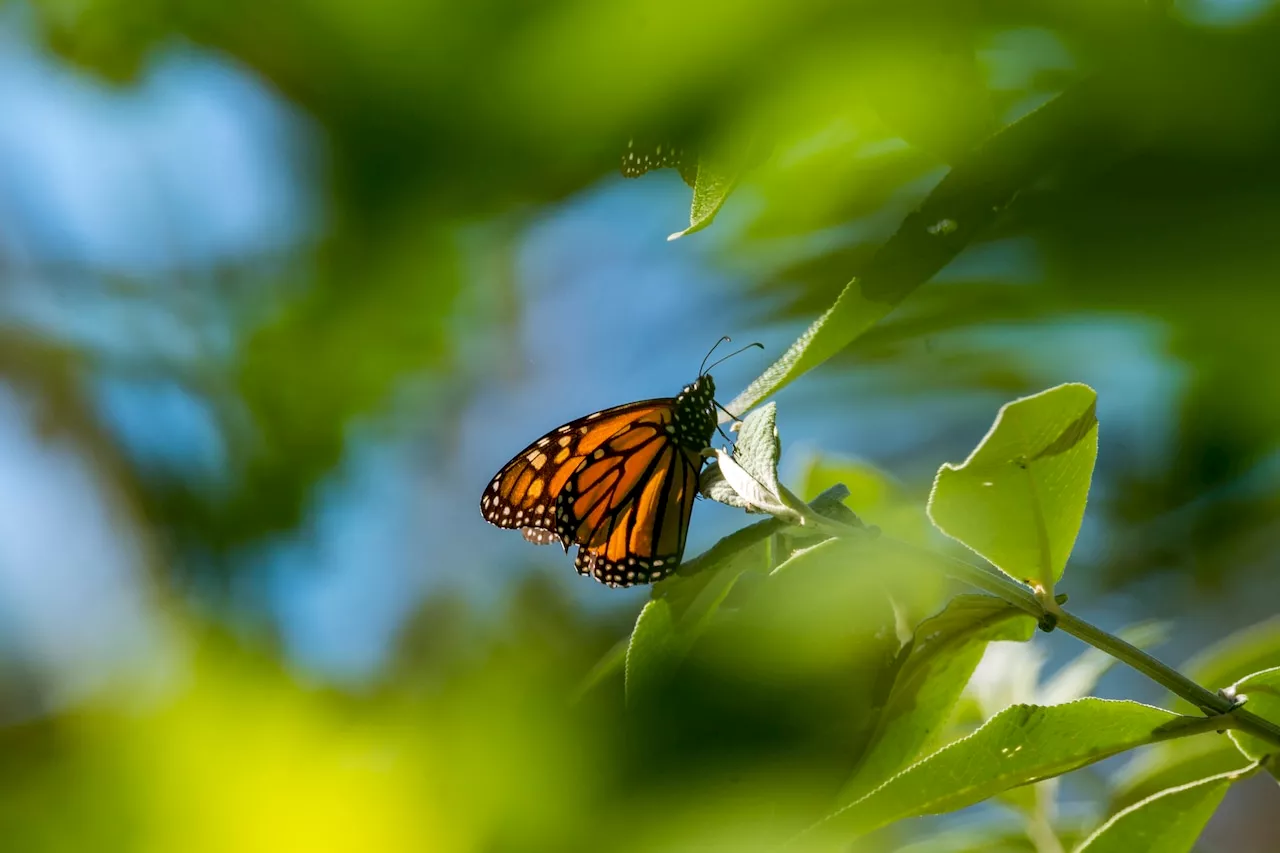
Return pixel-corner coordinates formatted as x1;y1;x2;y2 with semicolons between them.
1109;736;1252;814
799;455;928;543
668;133;769;240
1173;616;1280;713
724;84;1102;418
1226;666;1280;763
927;383;1098;592
1074;766;1257;853
702;403;786;513
839;595;1036;803
765;538;831;576
625;599;678;705
804;700;1204;844
734;403;781;496
668;156;740;240
860;25;996;163
620;486;855;703
659;484;850;622
799;455;895;510
699;461;748;508
725;278;898;418
705;451;783;513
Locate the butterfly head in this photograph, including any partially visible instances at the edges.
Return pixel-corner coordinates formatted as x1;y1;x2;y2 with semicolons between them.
674;374;718;450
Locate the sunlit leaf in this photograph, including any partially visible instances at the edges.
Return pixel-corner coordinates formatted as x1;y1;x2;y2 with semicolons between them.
805;700;1207;845
700;458;752;508
928;383;1098;591
1074;766;1258;853
668;155;741;240
668;133;770;240
702;403;786;512
839;595;1036;803
724;278;896;419
734;402;781;496
706;451;782;512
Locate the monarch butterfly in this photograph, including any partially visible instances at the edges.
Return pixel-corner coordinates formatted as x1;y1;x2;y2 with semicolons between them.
480;339;759;588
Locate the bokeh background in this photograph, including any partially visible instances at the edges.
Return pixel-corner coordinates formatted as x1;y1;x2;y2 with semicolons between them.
1;0;1279;849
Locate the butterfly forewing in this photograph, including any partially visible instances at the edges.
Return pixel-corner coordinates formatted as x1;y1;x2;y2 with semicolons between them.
479;399;677;542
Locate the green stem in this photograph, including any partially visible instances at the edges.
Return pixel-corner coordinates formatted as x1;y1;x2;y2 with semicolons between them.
773;484;1280;750
1053;611;1225;712
1054;612;1280;746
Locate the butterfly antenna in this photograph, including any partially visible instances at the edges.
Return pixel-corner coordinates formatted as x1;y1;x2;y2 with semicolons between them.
703;341;764;376
714;400;743;424
699;336;733;376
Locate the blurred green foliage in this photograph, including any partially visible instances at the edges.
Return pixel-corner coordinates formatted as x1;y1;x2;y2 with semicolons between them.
4;0;1280;850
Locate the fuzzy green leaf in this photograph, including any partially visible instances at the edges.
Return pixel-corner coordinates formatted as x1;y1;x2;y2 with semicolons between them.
668;156;740;240
625;599;678;705
668;134;769;240
725;279;896;418
704;452;781;513
927;383;1098;591
699;459;753;509
1074;766;1256;853
805;700;1204;845
702;403;785;512
734;402;781;496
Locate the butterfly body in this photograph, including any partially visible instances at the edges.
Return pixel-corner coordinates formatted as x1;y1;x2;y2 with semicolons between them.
480;375;717;588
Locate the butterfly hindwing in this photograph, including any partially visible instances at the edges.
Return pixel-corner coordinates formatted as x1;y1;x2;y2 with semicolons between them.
566;441;703;587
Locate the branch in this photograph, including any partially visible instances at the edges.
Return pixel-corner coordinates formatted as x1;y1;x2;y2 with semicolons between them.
772;484;1280;750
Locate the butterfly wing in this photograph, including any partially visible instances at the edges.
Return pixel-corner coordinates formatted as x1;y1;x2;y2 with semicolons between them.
558;421;704;588
480;399;678;544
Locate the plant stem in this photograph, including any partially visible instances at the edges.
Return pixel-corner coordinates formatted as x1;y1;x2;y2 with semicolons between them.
1054;611;1280;746
774;484;1280;750
1053;611;1225;712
